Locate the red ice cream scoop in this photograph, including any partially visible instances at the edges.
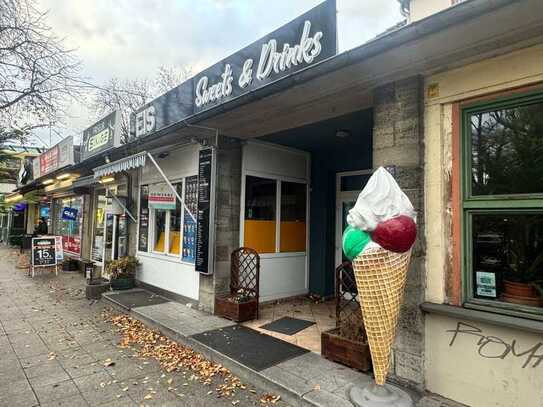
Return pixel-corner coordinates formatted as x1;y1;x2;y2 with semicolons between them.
371;215;417;253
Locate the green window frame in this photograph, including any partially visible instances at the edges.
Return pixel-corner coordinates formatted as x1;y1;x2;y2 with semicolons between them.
461;90;543;321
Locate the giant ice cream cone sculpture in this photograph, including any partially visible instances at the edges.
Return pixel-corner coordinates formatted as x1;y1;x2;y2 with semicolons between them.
342;167;417;387
352;248;411;385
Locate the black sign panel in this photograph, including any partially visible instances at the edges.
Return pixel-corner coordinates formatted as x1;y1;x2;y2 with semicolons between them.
81;111;120;161
129;0;337;140
32;237;57;267
138;185;149;252
192;0;336;113
195;149;214;274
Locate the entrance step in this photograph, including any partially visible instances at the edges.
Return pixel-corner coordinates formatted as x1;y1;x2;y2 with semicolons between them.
102;290;420;407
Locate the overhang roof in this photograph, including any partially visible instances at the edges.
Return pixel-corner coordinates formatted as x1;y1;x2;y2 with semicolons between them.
128;0;542;143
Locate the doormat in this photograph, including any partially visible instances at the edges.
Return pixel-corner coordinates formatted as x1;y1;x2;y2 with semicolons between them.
104;290;169;310
260;317;315;335
192;325;308;371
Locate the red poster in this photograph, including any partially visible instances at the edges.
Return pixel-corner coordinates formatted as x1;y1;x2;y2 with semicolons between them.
40;146;59;175
62;235;81;256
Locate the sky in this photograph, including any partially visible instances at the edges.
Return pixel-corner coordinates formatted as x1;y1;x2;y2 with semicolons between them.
36;0;403;146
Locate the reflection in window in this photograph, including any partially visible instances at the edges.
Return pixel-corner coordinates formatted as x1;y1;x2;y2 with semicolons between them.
154;209;166;253
280;182;307;252
472;213;543;308
244;176;276;253
138;185;149;252
470;102;543;196
169;183;182;255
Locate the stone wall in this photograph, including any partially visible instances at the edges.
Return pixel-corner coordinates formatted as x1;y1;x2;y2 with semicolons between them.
372;76;426;388
199;136;242;312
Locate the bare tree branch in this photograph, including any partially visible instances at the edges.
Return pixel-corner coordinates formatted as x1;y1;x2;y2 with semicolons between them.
0;0;84;134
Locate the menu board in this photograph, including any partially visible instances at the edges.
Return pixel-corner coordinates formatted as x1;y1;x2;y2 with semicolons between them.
182;176;198;263
138;185;149;252
195;149;214;274
32;237;57;267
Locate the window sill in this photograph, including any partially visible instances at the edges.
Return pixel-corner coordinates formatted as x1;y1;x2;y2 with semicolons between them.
137;251;195;267
420;302;543;335
259;252;306;259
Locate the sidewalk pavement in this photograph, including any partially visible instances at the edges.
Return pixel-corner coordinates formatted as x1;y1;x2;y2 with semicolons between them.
104;288;421;407
0;247;293;407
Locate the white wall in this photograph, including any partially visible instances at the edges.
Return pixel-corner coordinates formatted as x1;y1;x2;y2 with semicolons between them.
409;0;452;22
242;141;310;302
141;143;199;184
243;142;309;181
426;314;543;407
137;143;200;300
137;253;200;300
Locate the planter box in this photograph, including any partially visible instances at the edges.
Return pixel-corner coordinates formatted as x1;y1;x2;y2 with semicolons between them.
110;277;135;291
215;296;258;322
321;328;371;372
86;279;110;300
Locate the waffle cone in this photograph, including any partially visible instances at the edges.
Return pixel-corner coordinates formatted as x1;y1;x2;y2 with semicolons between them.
352;247;411;385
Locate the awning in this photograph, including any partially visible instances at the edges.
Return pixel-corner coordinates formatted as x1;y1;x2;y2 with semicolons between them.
71;175;98;189
93;151;147;179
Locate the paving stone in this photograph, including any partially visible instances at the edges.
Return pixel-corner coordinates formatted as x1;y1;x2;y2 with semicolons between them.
23;359;65;379
74;371;120;393
33;378;80;403
40;393;90;407
81;388;129;407
28;369;71;387
64;361;108;379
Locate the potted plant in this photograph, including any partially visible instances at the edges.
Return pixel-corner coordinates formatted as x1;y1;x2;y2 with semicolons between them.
215;288;258;322
321;262;371;372
107;256;139;290
500;216;543;307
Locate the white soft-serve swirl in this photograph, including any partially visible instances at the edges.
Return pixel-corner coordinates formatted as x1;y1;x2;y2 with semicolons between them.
346;167;416;232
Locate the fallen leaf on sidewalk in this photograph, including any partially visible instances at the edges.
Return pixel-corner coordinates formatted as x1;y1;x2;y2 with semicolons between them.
103;358;115;367
143;394;153;400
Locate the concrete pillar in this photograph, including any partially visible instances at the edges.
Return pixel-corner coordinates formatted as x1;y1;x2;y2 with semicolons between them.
372;76;426;389
199;136;242;312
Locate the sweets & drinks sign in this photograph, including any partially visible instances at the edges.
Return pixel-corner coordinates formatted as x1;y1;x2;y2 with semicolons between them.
131;0;337;139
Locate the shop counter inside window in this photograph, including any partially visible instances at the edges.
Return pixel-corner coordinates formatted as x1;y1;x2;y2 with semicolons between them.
461;92;543;317
244;175;307;254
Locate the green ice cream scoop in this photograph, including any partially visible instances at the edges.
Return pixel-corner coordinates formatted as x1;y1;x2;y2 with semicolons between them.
342;225;371;260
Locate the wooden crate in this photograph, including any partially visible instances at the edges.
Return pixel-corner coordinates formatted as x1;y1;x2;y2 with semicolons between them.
321;328;371;372
215;296;258;322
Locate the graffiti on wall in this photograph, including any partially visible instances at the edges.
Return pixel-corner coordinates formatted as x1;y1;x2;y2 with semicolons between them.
447;322;543;368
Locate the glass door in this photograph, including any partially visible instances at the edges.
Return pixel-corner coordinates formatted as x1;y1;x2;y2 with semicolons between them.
335;170;372;267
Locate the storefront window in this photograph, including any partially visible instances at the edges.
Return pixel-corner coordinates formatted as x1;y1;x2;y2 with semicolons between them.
153;209;167;253
91;192;106;262
55;196;83;257
244;176;277;253
280;181;306;252
168;184;183;255
463;94;543;315
138;185;149;252
243;176;308;254
141;181;185;256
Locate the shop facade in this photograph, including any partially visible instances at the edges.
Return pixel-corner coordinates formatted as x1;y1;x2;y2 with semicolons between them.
121;1;543;405
422;42;543;407
134;143;201;300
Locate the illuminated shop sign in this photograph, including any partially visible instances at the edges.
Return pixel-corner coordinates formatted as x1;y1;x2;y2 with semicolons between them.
81;111;121;161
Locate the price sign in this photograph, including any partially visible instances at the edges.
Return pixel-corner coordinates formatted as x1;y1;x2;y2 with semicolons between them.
32;237;57;267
